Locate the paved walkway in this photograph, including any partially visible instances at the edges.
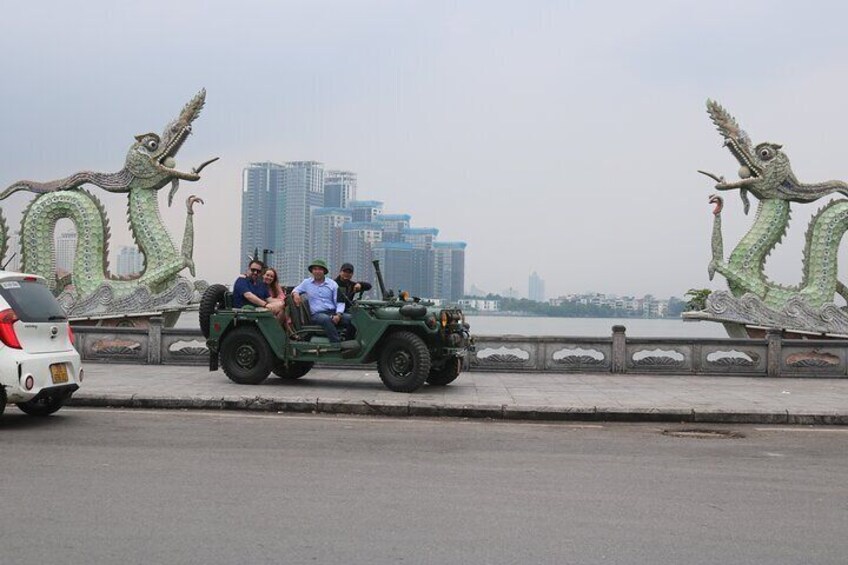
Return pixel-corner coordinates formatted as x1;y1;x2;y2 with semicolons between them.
65;363;848;425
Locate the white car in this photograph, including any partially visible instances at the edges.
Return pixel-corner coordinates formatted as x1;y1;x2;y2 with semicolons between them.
0;271;82;416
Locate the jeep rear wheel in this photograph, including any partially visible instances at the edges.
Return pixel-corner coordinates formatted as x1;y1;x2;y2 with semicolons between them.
220;326;272;385
200;284;228;338
377;331;431;393
273;361;314;380
426;358;462;386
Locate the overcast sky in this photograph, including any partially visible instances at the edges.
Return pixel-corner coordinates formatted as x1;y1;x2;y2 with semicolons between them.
2;0;848;299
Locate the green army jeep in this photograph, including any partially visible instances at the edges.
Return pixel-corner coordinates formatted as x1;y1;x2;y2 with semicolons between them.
200;261;473;393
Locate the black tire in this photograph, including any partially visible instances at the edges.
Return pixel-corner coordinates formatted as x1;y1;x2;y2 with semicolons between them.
426;358;462;386
377;331;431;393
273;361;314;380
17;395;65;417
0;387;6;417
200;284;228;338
220;326;272;385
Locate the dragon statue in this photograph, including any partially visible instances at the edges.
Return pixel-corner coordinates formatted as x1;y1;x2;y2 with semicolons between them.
688;100;848;336
0;90;217;321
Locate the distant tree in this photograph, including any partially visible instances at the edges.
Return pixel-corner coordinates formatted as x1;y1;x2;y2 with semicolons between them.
667;296;686;317
684;288;712;311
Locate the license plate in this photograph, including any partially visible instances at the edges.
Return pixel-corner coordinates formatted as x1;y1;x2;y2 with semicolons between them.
50;363;69;384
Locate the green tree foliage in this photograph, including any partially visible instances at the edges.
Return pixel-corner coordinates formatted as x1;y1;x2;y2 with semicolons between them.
667;296;686;317
684;288;712;311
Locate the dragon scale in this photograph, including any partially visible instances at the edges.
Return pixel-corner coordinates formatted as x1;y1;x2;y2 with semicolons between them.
20;187;187;298
20;190;109;296
715;198;848;310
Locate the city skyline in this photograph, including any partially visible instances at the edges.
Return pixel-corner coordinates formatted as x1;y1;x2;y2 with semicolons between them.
3;2;848;299
239;161;465;300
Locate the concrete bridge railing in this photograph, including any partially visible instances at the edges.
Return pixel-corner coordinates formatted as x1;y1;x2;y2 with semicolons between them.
72;321;848;378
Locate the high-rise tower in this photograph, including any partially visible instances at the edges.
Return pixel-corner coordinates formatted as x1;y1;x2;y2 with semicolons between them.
279;161;324;284
240;162;285;270
324;170;357;209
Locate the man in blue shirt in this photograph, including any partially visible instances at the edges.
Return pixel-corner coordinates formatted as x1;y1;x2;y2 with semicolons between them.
232;260;271;309
292;259;351;343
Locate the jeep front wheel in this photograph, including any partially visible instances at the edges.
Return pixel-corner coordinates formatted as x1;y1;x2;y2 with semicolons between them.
273;361;314;380
220;326;272;385
426;358;462;386
377;331;431;393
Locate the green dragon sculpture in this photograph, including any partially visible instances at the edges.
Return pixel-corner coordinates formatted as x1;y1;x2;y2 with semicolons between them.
0;90;217;318
692;100;848;335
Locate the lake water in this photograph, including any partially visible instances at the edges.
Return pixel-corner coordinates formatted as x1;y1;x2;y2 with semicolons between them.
465;316;727;338
175;311;727;338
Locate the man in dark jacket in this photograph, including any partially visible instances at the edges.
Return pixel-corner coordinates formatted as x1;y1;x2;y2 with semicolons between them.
335;263;372;308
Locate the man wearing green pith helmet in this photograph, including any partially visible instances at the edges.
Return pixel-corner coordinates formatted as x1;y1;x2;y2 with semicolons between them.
292;259;352;343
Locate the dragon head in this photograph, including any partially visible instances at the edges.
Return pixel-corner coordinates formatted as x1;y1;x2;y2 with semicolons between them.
701;100;848;208
125;89;211;187
0;90;216;202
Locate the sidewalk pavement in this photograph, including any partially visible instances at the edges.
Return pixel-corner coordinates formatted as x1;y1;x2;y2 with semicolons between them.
68;363;848;425
67;364;848;425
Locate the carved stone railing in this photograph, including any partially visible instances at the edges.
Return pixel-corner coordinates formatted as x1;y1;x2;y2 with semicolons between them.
72;322;848;378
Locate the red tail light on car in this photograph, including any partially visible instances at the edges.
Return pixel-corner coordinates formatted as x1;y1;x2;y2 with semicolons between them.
68;324;75;344
0;308;22;349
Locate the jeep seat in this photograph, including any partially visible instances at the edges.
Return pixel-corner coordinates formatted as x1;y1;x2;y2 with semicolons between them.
285;293;326;339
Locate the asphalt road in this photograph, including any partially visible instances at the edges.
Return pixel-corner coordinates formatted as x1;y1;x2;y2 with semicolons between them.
1;409;847;565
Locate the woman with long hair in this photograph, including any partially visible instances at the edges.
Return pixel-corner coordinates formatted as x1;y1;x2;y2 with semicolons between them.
263;267;285;300
262;267;287;324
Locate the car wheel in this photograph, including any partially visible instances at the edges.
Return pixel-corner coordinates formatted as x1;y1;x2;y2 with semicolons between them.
0;387;6;417
426;358;462;386
199;284;228;338
220;326;272;385
273;361;314;380
17;395;65;417
377;331;431;393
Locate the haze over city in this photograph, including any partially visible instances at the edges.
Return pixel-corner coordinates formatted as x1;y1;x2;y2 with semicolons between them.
2;1;848;299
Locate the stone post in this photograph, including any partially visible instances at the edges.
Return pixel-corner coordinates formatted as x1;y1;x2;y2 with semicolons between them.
766;328;782;378
611;325;627;373
148;317;163;365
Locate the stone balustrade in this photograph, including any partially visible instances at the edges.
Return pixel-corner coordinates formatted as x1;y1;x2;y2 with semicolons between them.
72;321;848;378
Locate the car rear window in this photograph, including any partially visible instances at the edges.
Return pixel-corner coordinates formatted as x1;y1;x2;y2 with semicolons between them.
0;280;67;322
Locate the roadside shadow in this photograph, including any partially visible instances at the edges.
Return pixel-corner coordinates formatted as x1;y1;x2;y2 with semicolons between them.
266;377;386;391
0;412;69;430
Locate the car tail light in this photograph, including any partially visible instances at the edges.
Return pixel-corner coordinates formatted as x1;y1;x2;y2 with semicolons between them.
67;324;75;344
0;308;22;349
24;375;34;390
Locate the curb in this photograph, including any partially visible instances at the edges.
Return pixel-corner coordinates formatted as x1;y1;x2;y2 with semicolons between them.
66;394;848;425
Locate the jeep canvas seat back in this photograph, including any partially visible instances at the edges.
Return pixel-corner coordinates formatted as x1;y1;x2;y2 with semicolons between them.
284;293;326;340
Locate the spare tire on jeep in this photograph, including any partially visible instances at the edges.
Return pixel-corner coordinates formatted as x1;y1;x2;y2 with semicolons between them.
200;284;228;338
